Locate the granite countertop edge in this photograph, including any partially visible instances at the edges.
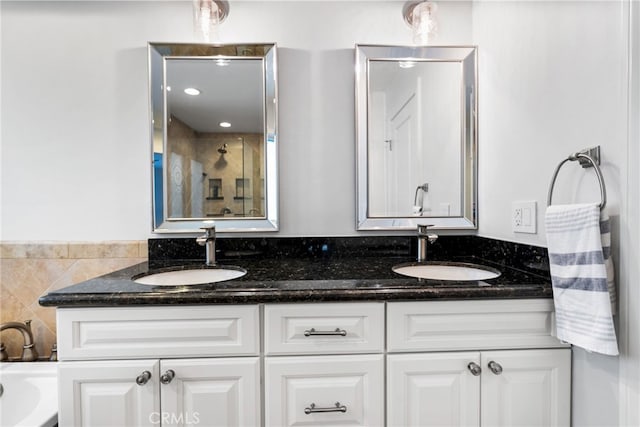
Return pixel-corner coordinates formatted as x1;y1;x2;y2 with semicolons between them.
39;256;553;307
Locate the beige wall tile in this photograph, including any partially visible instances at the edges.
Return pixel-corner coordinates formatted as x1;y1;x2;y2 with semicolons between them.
139;240;149;258
49;258;145;291
1;242;69;259
1;241;149;359
1;258;76;307
68;241;141;259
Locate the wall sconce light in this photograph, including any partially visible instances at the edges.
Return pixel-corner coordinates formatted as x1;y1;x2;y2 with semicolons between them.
403;1;438;45
193;0;230;42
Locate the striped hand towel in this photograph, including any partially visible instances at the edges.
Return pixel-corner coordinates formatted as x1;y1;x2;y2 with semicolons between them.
545;203;618;356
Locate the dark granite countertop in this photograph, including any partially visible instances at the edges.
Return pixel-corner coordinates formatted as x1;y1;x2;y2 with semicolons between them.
39;242;553;307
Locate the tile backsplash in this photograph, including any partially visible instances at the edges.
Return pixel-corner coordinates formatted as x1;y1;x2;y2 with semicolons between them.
0;241;147;359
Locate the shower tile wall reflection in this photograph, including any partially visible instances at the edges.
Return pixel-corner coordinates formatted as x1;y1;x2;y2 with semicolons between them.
167;116;264;218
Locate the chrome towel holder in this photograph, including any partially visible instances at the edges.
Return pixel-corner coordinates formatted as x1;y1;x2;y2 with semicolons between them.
547;146;607;210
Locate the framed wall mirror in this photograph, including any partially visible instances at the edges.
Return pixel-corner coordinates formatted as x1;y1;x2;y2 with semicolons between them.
148;43;278;233
355;45;477;230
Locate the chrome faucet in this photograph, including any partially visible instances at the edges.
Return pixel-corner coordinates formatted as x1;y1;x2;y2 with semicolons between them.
417;225;438;262
0;320;38;362
197;223;217;266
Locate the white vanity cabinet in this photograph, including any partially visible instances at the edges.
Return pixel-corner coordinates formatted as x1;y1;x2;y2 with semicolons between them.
55;299;570;427
387;300;571;427
56;305;260;427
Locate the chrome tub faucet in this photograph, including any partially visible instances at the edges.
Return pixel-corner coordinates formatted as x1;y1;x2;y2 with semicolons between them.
197;223;217;266
417;225;438;262
0;320;38;362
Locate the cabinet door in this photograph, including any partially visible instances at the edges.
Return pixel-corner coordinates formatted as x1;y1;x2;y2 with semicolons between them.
265;354;384;427
160;357;260;427
481;349;571;427
387;352;481;427
58;360;159;427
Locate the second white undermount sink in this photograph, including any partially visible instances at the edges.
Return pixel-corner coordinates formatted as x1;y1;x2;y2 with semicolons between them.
392;262;501;281
134;267;247;286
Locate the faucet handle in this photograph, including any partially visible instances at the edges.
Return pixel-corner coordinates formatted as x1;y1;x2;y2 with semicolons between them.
200;221;216;231
417;224;434;235
199;221;216;239
417;225;438;245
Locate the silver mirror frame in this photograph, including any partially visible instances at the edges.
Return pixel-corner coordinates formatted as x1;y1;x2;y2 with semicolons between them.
148;43;278;233
355;45;478;231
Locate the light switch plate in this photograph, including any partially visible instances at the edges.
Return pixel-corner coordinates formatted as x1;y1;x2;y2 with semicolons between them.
512;201;537;234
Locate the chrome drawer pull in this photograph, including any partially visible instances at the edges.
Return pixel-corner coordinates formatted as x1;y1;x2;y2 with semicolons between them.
303;328;347;337
136;370;152;386
488;361;503;375
304;402;348;414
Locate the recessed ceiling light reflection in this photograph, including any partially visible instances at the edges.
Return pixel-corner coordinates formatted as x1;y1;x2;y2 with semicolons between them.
399;61;417;69
215;59;231;66
219;122;231;128
184;88;201;96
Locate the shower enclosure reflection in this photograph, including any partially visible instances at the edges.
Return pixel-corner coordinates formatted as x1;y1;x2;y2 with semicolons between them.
165;126;264;219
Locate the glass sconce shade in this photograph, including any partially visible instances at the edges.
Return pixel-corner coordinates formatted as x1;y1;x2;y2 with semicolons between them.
403;1;438;45
193;0;230;42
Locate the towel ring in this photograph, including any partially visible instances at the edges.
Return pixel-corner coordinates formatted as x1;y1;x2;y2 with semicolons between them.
547;152;607;210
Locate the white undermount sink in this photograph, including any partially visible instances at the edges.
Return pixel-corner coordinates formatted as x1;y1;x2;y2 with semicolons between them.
392;262;501;281
134;267;247;286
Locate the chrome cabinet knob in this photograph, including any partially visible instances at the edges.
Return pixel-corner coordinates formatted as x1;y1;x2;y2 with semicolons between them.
467;362;482;376
136;370;152;386
488;361;503;375
160;369;175;384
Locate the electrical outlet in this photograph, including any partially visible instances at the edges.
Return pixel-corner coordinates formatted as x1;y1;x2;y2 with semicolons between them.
514;207;523;227
512;201;537;234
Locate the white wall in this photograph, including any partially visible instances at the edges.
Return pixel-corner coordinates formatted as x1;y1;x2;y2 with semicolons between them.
3;1;627;242
0;0;472;241
473;1;628;248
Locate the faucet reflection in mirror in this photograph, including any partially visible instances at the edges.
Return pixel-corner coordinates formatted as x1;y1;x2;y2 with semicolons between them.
413;183;429;215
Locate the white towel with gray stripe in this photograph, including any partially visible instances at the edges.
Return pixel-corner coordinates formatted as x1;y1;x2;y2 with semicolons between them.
545;203;618;356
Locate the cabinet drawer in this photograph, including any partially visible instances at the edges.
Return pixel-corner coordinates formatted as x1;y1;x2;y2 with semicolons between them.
265;354;384;427
57;305;259;360
264;302;384;355
388;299;565;352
